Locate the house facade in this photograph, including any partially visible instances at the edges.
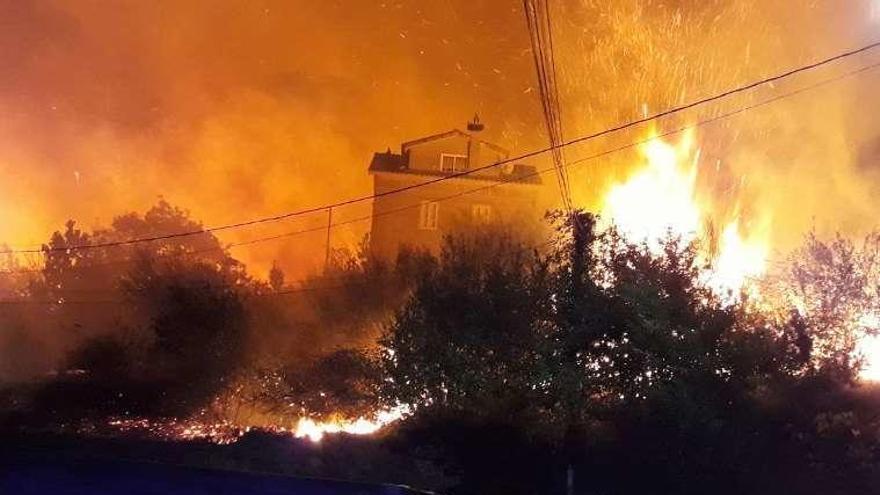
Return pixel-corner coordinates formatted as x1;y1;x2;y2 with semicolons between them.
368;125;543;259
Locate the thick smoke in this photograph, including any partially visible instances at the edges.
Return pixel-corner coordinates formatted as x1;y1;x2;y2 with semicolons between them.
0;0;878;277
0;1;544;278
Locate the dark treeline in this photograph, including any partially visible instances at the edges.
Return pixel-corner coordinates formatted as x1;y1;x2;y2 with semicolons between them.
3;202;880;494
376;212;880;494
0;200;416;422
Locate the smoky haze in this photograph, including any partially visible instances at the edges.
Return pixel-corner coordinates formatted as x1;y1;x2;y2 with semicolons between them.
0;0;878;278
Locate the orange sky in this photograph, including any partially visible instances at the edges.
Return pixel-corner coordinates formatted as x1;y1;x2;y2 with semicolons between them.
1;1;878;279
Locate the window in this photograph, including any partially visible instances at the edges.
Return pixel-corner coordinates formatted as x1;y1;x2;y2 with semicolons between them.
419;201;439;230
440;153;468;173
472;204;492;224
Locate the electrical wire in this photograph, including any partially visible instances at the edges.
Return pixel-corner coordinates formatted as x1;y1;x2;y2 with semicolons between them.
2;58;879;299
1;58;878;281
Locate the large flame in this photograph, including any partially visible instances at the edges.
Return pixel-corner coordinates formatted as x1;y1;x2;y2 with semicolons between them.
603;130;702;247
598;129;880;381
600;128;770;297
856;312;880;381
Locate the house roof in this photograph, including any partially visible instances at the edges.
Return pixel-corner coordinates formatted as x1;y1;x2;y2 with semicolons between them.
401;129;509;156
368;150;408;173
368;150;541;185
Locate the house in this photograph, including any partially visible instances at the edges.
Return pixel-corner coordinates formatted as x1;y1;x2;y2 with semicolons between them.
368;120;543;259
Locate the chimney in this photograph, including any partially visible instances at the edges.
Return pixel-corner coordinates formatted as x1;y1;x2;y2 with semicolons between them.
467;113;484;132
467;114;483;170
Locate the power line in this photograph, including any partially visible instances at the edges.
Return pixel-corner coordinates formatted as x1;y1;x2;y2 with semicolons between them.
189;57;880;252
5;39;880;256
524;0;574;212
2;57;879;279
0;239;559;304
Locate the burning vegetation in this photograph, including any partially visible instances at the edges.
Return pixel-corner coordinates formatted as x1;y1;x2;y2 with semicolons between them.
2;1;880;493
601;127;770;298
3;177;880;492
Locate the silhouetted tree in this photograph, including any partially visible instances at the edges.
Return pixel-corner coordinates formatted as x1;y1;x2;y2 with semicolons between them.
280;349;382;421
269;261;285;292
21;201;251;417
380;230;553;423
120;255;249;415
379;212;879;494
766;230;880;380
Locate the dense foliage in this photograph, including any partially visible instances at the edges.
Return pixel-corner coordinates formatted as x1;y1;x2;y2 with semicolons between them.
378;211;880;494
3;204;880;494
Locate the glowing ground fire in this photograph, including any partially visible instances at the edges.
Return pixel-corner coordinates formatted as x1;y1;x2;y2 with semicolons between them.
100;408;406;445
293;408;406;443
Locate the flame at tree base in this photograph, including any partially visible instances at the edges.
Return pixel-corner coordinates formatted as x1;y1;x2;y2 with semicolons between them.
293;408;406;443
856;312;880;382
857;335;880;382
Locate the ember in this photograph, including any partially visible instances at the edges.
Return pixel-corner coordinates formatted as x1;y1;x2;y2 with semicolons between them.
99;418;247;445
88;408;408;445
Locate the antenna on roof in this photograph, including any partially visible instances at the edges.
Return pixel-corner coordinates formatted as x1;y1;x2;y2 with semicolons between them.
467;113;484;132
